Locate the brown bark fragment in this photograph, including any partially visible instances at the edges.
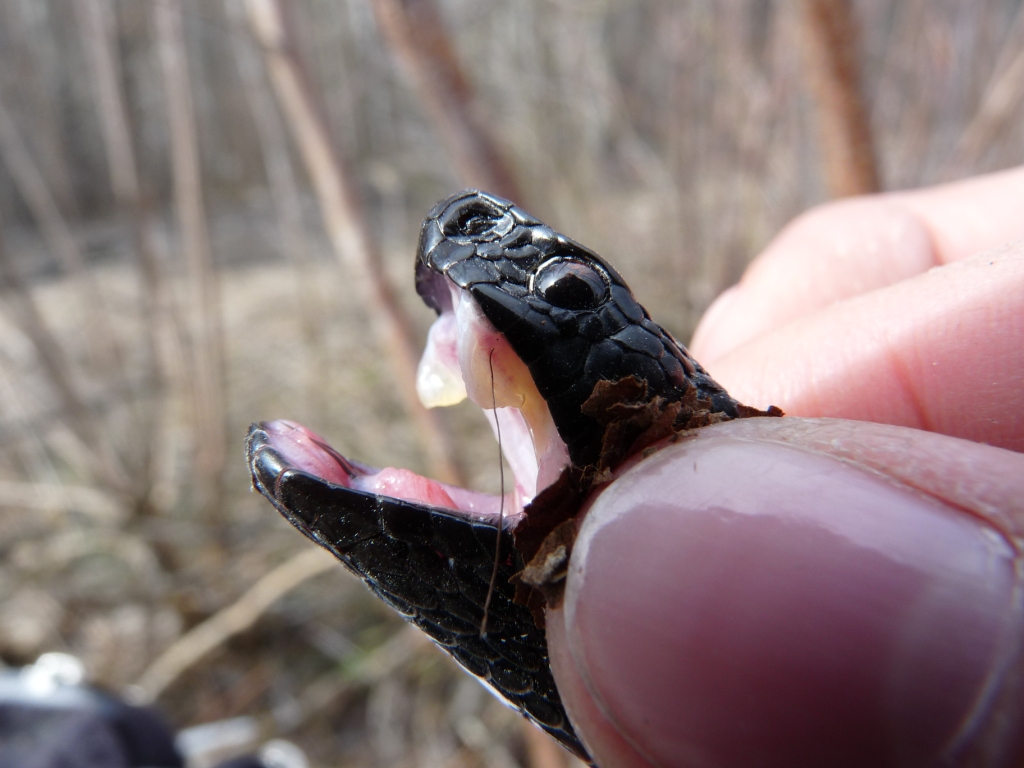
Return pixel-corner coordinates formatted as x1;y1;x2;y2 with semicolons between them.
515;519;579;613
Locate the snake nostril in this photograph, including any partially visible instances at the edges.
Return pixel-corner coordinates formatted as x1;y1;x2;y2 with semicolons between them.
463;214;495;236
443;200;509;239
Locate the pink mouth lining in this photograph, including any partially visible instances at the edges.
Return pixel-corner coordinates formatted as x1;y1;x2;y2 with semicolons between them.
261;419;522;527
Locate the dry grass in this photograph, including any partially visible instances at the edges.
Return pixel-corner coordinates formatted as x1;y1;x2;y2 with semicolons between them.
0;1;1021;765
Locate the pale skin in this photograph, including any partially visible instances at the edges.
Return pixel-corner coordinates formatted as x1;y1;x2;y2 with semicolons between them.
545;167;1024;767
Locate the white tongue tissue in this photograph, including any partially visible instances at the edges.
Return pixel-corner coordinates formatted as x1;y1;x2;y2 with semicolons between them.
414;285;569;505
416;310;466;408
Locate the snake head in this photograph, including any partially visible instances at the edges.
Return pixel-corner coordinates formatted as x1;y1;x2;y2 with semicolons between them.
415;190;746;478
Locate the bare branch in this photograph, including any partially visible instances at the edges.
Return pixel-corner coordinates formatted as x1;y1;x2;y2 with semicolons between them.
153;0;228;523
372;0;524;202
951;4;1024;173
0;2;80;217
0;479;123;521
0;229;130;493
73;0;188;508
224;0;329;424
131;547;338;702
0;92;126;373
72;0;141;203
256;624;428;736
798;0;880;197
523;718;582;768
245;0;463;486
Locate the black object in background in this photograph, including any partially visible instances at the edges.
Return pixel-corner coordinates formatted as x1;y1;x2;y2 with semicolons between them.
0;654;181;768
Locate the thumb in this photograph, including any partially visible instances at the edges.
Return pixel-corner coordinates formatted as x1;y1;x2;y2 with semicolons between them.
546;418;1024;768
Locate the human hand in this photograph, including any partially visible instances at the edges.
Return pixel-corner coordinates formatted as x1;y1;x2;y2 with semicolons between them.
545;167;1024;767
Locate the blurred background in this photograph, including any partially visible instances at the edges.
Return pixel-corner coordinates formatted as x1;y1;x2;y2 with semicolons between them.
0;0;1021;765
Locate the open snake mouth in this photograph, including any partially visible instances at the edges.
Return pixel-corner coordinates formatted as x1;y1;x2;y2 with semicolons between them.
250;188;745;535
244;265;587;757
249;276;569;531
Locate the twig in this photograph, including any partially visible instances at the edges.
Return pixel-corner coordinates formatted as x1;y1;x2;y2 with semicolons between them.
0;91;126;374
522;719;578;768
131;547;338;702
1;1;80;217
797;0;880;197
72;0;141;207
950;4;1024;173
224;0;329;424
73;0;184;505
261;624;428;735
0;479;123;521
245;0;463;486
0;227;131;493
0;354;61;485
154;0;228;524
371;0;524;201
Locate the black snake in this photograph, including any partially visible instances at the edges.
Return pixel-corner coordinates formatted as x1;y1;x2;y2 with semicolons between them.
246;191;778;763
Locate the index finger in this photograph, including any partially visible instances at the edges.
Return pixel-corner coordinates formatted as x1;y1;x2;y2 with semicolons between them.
699;244;1024;451
691;166;1024;363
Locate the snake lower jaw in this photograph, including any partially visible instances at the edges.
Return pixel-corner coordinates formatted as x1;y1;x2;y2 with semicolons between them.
245;419;594;763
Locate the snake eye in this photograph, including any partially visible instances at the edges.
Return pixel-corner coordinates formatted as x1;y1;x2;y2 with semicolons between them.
533;259;608;310
443;200;510;239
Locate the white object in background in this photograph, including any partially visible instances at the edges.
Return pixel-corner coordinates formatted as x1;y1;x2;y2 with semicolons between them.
176;715;259;768
259;739;309;768
20;652;85;696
